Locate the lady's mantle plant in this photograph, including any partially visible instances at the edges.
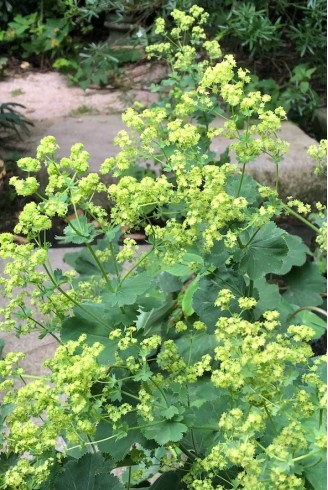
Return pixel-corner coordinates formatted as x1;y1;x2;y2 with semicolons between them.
0;6;326;490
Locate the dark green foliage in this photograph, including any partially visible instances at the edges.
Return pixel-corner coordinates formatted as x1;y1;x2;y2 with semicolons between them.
0;102;33;142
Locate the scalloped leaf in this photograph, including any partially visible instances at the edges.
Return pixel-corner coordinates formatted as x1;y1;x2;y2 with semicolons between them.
142;421;188;445
275;234;310;275
283;262;326;307
54;454;123;490
236;222;289;279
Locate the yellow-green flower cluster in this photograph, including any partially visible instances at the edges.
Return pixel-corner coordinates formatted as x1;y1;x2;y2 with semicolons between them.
116;238;139;263
316;222;327;251
214;288;235;310
10;175;39;196
211;311;313;392
307;139;327;176
1;336;108;488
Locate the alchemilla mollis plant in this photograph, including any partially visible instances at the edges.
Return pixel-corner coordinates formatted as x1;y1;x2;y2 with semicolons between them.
0;6;326;490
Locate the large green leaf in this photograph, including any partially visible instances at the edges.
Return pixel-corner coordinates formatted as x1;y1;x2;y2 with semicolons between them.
192;276;221;328
102;273;153;307
193;268;246;328
61;313;117;365
203;240;228;269
226;173;260;205
183;382;230;454
176;333;217;364
275;234;310;275
236;222;289;279
136;300;174;335
143;421;188;445
283;262;326;307
304;459;327;490
149;471;185;489
158;272;182;293
94;417;147;462
254;277;281;319
54;454;123;490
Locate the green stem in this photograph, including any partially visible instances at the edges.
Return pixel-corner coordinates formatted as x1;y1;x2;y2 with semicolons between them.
275;163;279;194
23;312;63;345
127;467;132;490
67;420;165;452
263;404;278;435
149;378;169;407
236;161;246;197
85;242;114;292
237;236;244;249
86;435;97;454
179;443;197;462
190;425;219;431
282;204;320;233
288;306;327;321
293;449;323;462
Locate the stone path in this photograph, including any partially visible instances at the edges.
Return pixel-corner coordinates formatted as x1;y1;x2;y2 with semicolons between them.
0;70;325;375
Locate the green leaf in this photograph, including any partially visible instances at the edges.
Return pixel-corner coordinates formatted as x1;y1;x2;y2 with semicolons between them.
158;272;182;293
275;234;310;275
283;262;326;307
54;454;123;490
192;276;220;327
136;299;174;335
193;268;246;328
182;276;200;316
95;415;147;462
236;222;289;279
56;216;99;244
61;312;117;365
102;273;152;307
94;474;125;490
226;173;260;205
143;421;188;445
203;240;228;269
176;333;217;364
162;406;179;420
162;253;203;277
304;459;327;490
149;471;185;489
290;310;326;340
254;278;281;319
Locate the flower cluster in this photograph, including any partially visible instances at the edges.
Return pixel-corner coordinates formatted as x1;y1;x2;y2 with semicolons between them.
0;336;107;488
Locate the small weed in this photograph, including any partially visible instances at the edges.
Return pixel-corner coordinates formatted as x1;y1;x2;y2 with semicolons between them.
10;88;24;97
69;105;99;116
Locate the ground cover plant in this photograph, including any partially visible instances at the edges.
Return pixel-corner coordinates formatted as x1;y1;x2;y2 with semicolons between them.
0;7;327;490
